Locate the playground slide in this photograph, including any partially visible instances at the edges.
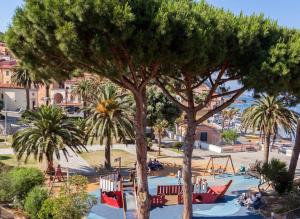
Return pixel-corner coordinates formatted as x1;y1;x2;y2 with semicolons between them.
123;189;137;219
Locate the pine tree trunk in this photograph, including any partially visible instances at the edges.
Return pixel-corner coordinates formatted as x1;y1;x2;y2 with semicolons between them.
104;133;111;169
158;132;161;156
289;119;300;181
26;87;30;110
264;132;271;163
182;110;196;219
45;84;50;106
133;89;150;219
83;100;87;118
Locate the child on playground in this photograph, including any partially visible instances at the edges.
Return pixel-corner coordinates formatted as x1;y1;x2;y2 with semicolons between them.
177;169;182;184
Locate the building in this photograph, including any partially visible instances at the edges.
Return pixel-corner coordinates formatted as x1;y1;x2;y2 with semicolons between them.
176;121;222;145
0;41;83;110
0;60;38;111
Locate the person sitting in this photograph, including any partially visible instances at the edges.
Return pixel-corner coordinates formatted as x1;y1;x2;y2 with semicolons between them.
217;166;225;175
237;166;246;175
153;159;163;170
252;193;262;210
237;193;248;206
147;159;155;171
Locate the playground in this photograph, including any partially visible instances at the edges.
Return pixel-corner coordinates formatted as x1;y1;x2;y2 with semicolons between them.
88;173;262;219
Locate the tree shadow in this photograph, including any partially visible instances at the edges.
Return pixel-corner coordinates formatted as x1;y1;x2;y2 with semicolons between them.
0;155;12;161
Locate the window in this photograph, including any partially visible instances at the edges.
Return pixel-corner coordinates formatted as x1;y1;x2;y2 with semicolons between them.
6;71;9;76
1;94;3;99
200;132;208;142
58;82;65;89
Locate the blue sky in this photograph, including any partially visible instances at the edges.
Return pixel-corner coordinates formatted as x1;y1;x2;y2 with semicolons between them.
1;0;300;32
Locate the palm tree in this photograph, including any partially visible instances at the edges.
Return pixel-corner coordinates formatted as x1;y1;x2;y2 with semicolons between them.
72;79;95;118
241;95;298;163
11;67;42;110
153;119;168;156
86;84;134;169
221;108;238;131
12;106;86;172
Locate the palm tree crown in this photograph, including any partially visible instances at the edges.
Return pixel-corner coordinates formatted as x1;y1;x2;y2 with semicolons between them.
86;84;134;169
11;67;43;110
12;106;86;169
242;95;298;163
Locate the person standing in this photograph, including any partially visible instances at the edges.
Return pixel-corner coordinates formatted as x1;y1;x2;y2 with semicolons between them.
177;168;182;184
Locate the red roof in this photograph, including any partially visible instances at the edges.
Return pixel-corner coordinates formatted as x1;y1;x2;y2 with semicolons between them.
0;83;24;89
0;60;17;69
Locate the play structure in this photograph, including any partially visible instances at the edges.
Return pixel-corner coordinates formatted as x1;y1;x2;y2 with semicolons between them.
204;155;236;178
99;172;123;208
151;180;232;206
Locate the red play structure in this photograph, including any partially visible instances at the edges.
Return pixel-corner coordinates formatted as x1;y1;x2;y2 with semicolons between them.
99;172;123;208
153;180;232;206
178;180;232;204
101;191;123;208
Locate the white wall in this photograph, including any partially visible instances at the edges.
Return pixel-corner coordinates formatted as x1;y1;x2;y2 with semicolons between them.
197;141;223;153
1;88;38;111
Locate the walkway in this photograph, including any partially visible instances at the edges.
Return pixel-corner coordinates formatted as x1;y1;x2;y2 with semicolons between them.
0;148;13;155
56;149;96;176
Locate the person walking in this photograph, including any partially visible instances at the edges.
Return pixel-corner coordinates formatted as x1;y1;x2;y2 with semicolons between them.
177;168;182;184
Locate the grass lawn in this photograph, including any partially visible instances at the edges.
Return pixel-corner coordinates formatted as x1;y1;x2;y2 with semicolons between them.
168;148;183;154
81;150;136;169
0;154;46;170
0;135;13;148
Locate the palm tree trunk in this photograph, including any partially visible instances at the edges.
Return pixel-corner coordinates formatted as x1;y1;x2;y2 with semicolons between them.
46;154;55;174
83;100;87;118
158;132;161;156
289;119;300;181
182;110;196;219
45;84;50;106
104;133;111;169
264;132;271;163
133;88;150;219
26;87;30;110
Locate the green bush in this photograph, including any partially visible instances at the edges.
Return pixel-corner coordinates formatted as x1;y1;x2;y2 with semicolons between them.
0;172;13;203
221;129;239;145
173;142;183;150
24;187;48;219
9;167;44;202
257;158;292;194
39;175;96;219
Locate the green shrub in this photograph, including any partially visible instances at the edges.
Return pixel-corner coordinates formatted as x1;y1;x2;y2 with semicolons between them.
39;175;96;219
9;167;44;202
0;172;13;203
221;129;239;145
257;158;292;194
24;187;48;219
173;142;183;150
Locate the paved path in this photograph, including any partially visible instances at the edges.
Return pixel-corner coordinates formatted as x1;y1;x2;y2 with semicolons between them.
0;148;14;155
56;148;97;176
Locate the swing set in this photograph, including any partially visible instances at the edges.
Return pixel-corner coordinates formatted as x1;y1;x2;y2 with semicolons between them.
204;155;235;178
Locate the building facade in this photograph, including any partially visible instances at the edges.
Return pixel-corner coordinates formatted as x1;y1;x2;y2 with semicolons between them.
0;41;83;110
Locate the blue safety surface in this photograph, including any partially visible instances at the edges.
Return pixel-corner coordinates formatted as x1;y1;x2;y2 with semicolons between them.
87;175;263;219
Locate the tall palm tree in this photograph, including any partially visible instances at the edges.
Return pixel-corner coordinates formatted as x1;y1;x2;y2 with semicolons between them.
241;95;298;163
221;108;238;131
12;106;86;172
153;119;168;156
11;67;42;110
72;79;95;118
86;84;134;169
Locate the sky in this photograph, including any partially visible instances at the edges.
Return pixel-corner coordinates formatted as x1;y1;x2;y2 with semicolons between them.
1;0;300;32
